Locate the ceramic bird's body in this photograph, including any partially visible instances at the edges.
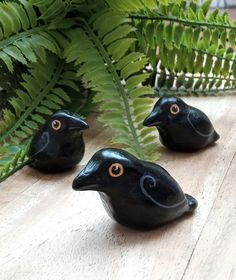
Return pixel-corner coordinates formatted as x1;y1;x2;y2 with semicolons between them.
30;111;89;172
72;148;197;230
143;97;219;152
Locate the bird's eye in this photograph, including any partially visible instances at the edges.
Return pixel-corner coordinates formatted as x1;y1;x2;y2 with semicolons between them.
170;104;180;115
52;119;62;130
108;163;124;178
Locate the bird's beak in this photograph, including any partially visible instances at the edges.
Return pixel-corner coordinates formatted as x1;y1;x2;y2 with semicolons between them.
68;118;89;131
143;108;162;127
72;171;101;191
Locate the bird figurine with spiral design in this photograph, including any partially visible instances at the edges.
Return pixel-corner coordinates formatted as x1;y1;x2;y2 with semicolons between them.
72;148;198;230
143;96;220;152
29;110;89;173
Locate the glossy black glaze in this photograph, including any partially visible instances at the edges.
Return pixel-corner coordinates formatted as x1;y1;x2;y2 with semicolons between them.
72;148;198;230
29;110;89;173
143;97;220;152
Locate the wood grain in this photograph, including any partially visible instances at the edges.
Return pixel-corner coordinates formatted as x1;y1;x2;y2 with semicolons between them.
182;153;236;280
0;96;235;280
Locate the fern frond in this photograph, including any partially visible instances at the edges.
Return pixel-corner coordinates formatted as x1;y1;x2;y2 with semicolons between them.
0;54;86;144
0;140;31;183
64;9;159;161
0;1;69;72
122;0;236;95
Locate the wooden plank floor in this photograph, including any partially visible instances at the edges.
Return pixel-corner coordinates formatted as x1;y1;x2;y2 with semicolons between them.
0;96;235;280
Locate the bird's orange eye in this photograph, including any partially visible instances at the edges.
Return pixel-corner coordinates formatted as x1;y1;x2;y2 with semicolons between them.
170;104;180;115
108;163;124;178
52;119;62;130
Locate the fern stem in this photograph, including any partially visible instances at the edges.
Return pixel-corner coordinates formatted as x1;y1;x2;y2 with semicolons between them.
128;14;236;31
0;27;46;49
155;87;236;95
156;71;236;83
0;60;64;143
81;19;145;160
190;46;235;63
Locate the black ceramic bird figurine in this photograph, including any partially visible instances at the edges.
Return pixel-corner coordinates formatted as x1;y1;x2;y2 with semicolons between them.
29;110;89;172
72;148;198;230
143;96;220;152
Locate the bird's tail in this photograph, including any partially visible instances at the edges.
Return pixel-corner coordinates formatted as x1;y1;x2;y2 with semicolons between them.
213;131;220;142
185;193;198;212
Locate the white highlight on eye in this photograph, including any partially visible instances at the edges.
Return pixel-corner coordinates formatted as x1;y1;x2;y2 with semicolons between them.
187;110;214;137
140;175;186;209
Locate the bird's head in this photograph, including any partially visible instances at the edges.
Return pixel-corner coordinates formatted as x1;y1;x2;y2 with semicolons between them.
72;148;185;209
72;148;144;192
143;97;188;128
44;110;89;135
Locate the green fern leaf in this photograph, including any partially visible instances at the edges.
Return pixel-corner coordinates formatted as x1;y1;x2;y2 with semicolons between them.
0;141;31;183
0;55;73;143
64;11;159;161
